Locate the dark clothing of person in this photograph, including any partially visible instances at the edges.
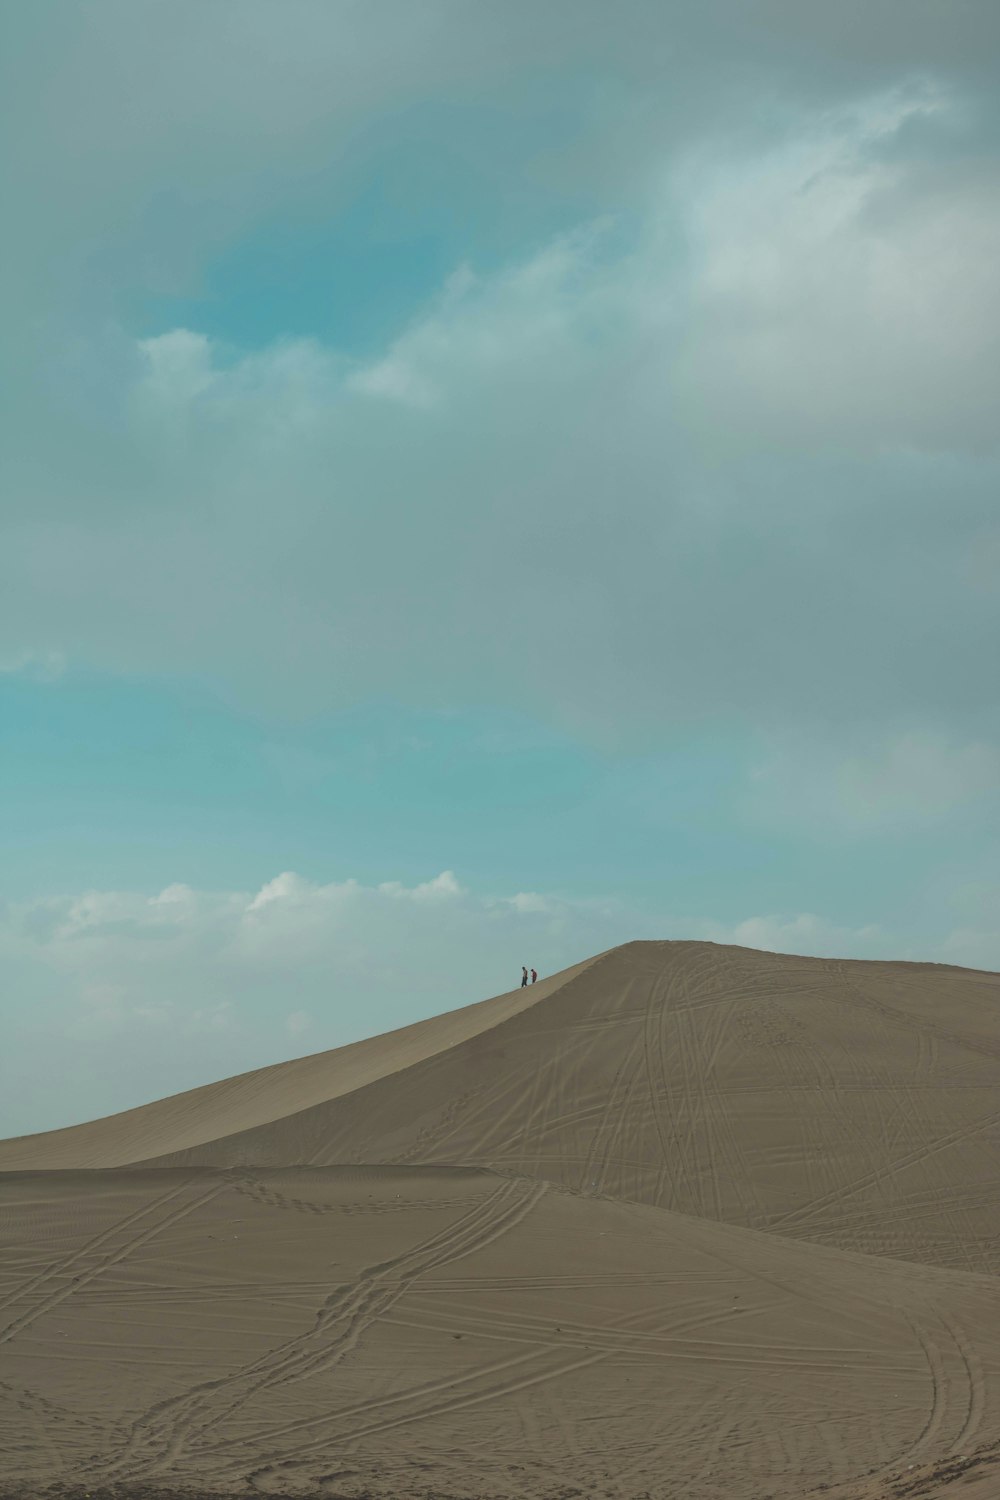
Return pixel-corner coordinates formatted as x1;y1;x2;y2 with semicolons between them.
531;969;537;983
521;967;528;987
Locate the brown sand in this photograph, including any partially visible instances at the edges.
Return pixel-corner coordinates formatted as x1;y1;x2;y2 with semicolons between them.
1;940;999;1498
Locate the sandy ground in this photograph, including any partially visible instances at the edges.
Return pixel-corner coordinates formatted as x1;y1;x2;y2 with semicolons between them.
1;940;998;1498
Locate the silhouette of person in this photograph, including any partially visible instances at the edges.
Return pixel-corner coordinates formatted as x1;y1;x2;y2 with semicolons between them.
521;966;528;987
531;968;537;984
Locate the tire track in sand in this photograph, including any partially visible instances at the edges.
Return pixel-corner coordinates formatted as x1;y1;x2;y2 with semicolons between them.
902;1310;981;1466
0;1174;203;1319
218;1284;874;1491
94;1174;547;1483
0;1175;235;1348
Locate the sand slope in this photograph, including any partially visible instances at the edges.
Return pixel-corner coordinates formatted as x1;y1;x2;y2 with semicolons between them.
0;957;599;1173
6;942;998;1272
3;1165;1000;1500
1;940;999;1499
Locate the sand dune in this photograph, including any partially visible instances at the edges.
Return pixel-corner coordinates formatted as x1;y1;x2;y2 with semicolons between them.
5;942;998;1271
0;957;600;1174
1;940;998;1498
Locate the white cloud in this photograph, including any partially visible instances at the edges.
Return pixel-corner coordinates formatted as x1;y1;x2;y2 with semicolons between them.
137;329;216;407
669;86;1000;450
697;912;888;960
379;870;463;902
334;88;1000;459
350;355;437;409
3;81;996;749
504;892;554;915
247;871;314;911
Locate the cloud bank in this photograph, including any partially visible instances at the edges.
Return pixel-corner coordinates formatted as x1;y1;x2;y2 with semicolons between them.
1;48;997;763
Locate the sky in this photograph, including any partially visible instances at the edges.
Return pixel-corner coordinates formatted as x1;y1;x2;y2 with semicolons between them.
1;0;998;1137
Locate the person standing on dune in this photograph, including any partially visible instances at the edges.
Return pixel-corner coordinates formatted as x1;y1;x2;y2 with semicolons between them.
521;966;528;987
531;968;537;984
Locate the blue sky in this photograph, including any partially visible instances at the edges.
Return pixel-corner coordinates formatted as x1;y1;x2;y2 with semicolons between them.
2;2;998;1135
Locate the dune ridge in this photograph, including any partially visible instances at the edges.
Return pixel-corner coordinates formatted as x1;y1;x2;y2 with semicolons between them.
0;954;603;1172
2;940;999;1499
